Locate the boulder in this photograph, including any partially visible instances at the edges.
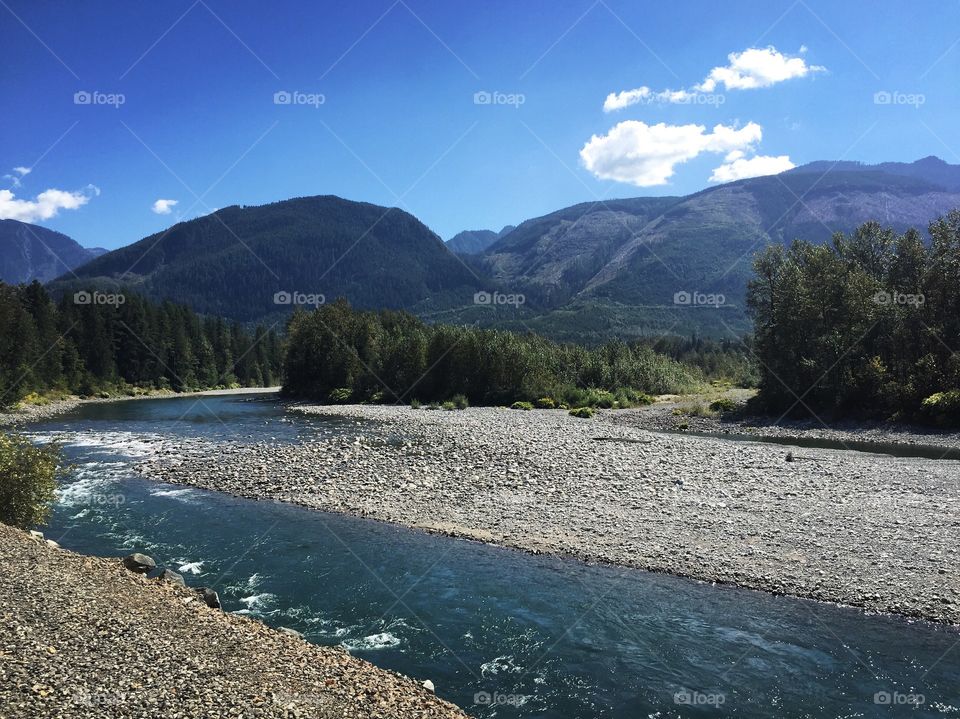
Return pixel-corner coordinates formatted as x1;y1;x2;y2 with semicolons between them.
122;553;156;573
195;587;221;609
422;679;435;693
278;626;302;639
159;569;186;587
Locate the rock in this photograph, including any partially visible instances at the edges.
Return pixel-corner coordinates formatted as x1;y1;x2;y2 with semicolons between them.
29;530;44;542
159;569;186;587
195;587;221;609
422;679;435;693
122;553;156;574
278;626;302;638
45;539;59;549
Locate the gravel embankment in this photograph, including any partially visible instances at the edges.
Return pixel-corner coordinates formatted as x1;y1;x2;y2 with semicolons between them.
0;523;467;719
137;404;960;626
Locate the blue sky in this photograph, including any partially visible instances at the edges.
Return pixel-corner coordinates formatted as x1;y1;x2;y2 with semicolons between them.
1;0;958;249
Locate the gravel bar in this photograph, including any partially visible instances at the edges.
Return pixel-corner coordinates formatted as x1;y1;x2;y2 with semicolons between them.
0;524;467;719
136;404;960;626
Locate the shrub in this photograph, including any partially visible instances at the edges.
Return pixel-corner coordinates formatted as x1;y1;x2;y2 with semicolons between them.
534;397;556;409
410;398;422;409
328;387;353;404
442;401;457;411
569;407;594;418
450;393;469;410
510;401;534;411
425;402;441;410
0;432;61;529
616;388;655;406
921;390;960;424
677;401;717;418
709;397;738;413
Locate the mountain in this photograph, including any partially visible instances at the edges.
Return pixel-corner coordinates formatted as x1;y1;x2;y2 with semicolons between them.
0;220;106;284
446;225;515;255
788;155;960;192
466;158;960;341
53;195;486;323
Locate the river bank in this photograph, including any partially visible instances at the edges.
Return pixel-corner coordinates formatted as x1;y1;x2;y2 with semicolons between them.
0;523;466;719
135;402;960;626
611;398;960;451
0;387;281;428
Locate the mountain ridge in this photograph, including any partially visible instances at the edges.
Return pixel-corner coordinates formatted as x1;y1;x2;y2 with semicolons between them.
0;220;106;284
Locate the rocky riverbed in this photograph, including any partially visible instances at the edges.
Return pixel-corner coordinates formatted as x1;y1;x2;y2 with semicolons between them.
0;524;467;719
135;403;960;626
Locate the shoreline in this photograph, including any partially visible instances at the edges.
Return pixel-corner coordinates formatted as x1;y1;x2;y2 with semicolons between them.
612;399;960;451
0;523;466;718
0;386;281;427
133;401;960;626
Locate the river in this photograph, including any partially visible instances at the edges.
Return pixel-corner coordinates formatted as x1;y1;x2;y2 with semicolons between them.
26;392;960;718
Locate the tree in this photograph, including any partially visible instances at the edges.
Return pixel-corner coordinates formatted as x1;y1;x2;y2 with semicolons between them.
0;432;61;529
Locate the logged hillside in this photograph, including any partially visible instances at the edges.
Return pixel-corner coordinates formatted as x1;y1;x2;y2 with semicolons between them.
0;220;104;284
55;196;486;323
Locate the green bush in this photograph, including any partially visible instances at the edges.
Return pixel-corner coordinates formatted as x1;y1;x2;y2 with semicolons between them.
410;398;422;409
921;390;960;424
569;407;594;418
442;401;457;411
534;397;556;409
0;432;61;529
709;397;738;413
510;401;534;411
328;387;353;404
450;393;469;410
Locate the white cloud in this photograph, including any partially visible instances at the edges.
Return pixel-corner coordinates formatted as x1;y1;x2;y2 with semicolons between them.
604;45;824;111
0;185;99;222
710;153;795;182
696;46;825;92
603;86;651;112
580;120;763;186
3;166;32;188
151;198;178;215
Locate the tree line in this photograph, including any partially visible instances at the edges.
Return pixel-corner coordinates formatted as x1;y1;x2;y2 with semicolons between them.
747;210;960;424
283;299;704;406
0;282;283;408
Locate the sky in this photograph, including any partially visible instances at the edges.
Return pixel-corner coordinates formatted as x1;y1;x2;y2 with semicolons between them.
1;0;958;249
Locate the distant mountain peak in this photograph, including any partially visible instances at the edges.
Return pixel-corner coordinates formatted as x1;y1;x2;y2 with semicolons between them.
446;224;515;255
0;220;105;284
